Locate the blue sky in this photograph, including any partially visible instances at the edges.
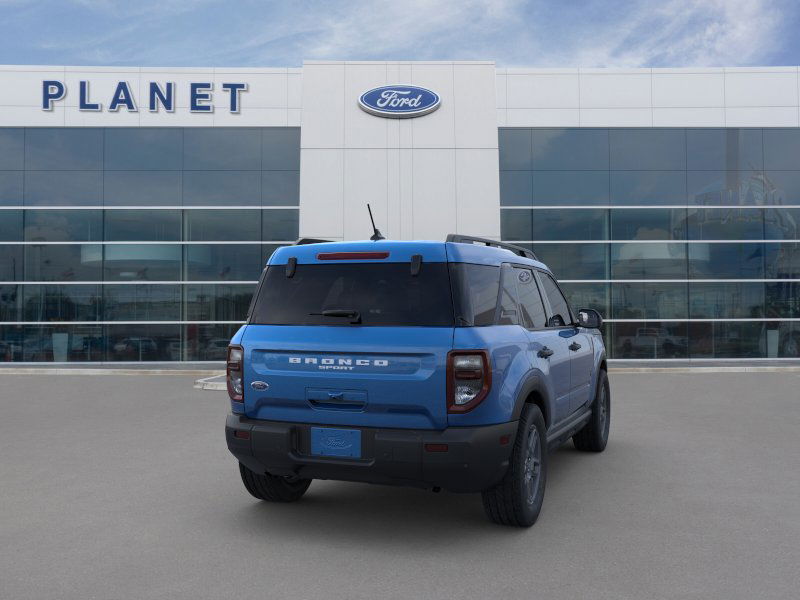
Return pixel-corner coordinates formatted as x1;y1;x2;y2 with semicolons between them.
1;0;798;68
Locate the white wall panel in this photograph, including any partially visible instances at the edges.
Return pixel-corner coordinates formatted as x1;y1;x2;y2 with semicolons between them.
454;63;498;148
298;63;345;148
456;149;501;239
652;72;724;107
653;107;725;127
580;108;652;126
410;63;456;148
506;73;580;108
506;108;579;127
343;149;388;240
298;149;344;240
343;63;388;149
725;106;799;127
579;72;651;108
412;149;457;240
724;70;798;106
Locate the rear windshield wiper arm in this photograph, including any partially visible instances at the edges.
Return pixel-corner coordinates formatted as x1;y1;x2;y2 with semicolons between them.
309;309;362;324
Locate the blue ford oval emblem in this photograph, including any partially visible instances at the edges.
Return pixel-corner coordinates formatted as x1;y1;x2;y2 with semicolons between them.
358;85;440;118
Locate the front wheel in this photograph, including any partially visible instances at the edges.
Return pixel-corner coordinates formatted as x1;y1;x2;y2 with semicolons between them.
239;463;311;502
573;369;610;452
481;404;548;527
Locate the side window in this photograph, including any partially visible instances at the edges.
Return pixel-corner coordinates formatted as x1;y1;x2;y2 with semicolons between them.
496;265;519;325
514;268;547;329
540;272;572;327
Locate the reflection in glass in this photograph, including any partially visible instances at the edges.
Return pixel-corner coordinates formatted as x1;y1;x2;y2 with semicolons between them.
686;129;763;171
688;282;764;319
611;243;687;279
559;283;609;318
774;322;800;357
531;243;608;280
610;129;685;170
689;243;764;279
687;207;764;240
611;171;686;205
104;128;182;170
0;209;22;241
183;128;261;170
765;242;800;278
185;323;242;361
611;208;687;240
103;245;181;281
104;285;181;320
105;324;181;361
182;171;260;205
499;129;532;170
24;209;102;242
612;321;688;359
105;209;181;241
24;244;102;281
0;246;23;281
185;244;263;281
0;129;24;170
262;209;299;241
104;171;182;206
687;170;774;205
0;170;23;205
612;282;687;320
533;171;609;206
24;171;103;206
262;171;300;206
22;325;104;362
185;284;255;321
0;285;20;321
766;282;800;318
23;285;101;321
689;322;765;358
25;128;103;170
763;129;800;170
533;129;609;170
262;128;301;170
184;209;260;241
500;171;532;206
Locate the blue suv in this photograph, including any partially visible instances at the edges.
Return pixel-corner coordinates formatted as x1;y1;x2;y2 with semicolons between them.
225;235;609;527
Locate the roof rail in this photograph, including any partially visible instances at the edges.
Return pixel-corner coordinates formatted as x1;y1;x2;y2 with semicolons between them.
295;237;333;245
446;234;538;261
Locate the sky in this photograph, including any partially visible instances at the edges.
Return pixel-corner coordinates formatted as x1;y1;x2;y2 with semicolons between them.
0;0;798;68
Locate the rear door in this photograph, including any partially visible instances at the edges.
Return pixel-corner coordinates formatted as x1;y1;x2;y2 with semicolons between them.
242;257;454;430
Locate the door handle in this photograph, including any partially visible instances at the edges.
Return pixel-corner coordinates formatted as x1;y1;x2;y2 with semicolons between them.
537;347;554;359
569;342;582;351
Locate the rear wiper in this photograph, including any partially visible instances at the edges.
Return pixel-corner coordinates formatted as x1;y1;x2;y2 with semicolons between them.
309;309;362;324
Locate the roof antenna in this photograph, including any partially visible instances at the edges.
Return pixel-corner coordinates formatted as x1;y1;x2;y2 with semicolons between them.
367;204;385;241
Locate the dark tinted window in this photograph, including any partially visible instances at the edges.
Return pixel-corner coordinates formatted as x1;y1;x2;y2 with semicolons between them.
24;209;102;241
104;171;182;206
184;209;260;241
104;128;182;170
763;129;800;170
499;129;532;170
24;244;102;281
449;263;500;326
104;209;181;241
183;129;260;170
497;265;519;325
0;210;22;241
251;263;454;327
612;282;687;320
0;129;24;170
611;208;687;240
24;171;103;206
0;170;23;205
539;273;571;326
515;268;546;328
610;129;685;170
686;129;763;171
611;171;687;205
262;171;300;206
25;128;103;170
103;244;181;281
103;285;181;320
262;209;299;241
533;171;609;206
262;128;300;170
184;244;263;281
500;172;532;206
182;171;260;206
22;285;101;321
533;129;609;170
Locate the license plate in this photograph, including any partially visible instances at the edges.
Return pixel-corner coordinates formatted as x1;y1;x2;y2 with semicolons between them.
310;427;361;458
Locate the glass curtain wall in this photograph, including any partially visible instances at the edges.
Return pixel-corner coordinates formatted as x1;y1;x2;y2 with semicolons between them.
0;127;299;362
500;127;800;359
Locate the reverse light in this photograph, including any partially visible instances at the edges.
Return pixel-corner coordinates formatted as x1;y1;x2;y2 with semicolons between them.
447;350;491;413
227;345;244;402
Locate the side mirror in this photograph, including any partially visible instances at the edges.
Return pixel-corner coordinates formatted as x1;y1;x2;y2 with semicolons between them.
577;308;603;329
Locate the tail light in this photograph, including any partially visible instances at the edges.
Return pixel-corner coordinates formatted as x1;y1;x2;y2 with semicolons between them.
227;345;244;402
447;350;491;413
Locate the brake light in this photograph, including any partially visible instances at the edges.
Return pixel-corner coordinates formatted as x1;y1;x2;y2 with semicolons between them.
317;252;390;260
447;350;491;413
227;345;244;402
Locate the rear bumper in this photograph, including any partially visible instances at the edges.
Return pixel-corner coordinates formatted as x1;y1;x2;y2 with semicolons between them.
226;414;518;493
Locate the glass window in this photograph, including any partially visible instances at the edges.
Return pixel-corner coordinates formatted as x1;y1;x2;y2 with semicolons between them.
25;171;103;206
22;285;101;321
532;243;608;280
106;324;181;361
24;210;102;242
0;285;21;321
104;285;181;320
560;282;609;319
105;209;181;241
515;268;547;328
104;171;182;206
539;272;571;326
774;322;800;358
104;128;182;170
24;244;102;281
499;171;533;206
610;171;687;205
529;209;608;241
448;263;500;326
0;129;24;170
687;170;771;205
686;129;763;171
764;170;800;204
185;323;242;361
22;324;104;362
185;284;256;321
262;171;299;206
687;207;764;240
0;171;23;206
611;208;687;240
185;244;263;281
183;128;261;170
499;129;532;170
497;265;519;326
611;282;687;320
763;129;800;170
250;263;454;327
689;322;765;359
103;244;181;281
765;242;800;279
262;128;300;170
689;282;764;319
25;128;103;170
184;209;260;241
689;243;764;279
262;209;299;241
0;246;23;281
763;208;800;240
611;243;687;279
612;321;688;359
532;129;609;170
610;129;685;170
500;209;532;241
766;282;800;318
533;171;609;206
0;325;24;361
0;209;22;241
182;171;260;206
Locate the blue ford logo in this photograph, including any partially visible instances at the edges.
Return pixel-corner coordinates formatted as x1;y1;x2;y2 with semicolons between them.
358;85;440;118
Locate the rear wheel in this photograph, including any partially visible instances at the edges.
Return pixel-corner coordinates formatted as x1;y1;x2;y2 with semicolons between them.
239;463;311;502
482;404;547;527
573;369;610;452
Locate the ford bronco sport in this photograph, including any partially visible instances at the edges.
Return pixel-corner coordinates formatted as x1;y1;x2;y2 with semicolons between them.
225;235;609;527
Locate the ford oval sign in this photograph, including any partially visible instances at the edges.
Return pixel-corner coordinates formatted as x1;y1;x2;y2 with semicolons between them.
358;85;440;118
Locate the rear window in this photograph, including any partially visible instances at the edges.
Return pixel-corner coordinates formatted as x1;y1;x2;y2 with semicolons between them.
249;262;454;326
449;263;501;326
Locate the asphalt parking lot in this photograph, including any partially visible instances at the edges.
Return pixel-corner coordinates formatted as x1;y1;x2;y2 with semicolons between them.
1;371;799;600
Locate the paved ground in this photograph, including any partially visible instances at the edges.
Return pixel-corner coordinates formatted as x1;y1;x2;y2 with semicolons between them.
1;372;798;600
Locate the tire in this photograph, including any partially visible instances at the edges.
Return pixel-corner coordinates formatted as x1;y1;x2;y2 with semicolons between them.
481;404;547;527
573;369;610;452
239;463;311;502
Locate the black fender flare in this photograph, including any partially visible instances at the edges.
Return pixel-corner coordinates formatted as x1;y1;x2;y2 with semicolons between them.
511;372;553;429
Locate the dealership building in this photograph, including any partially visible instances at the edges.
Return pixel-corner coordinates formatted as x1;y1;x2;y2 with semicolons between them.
0;61;799;362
